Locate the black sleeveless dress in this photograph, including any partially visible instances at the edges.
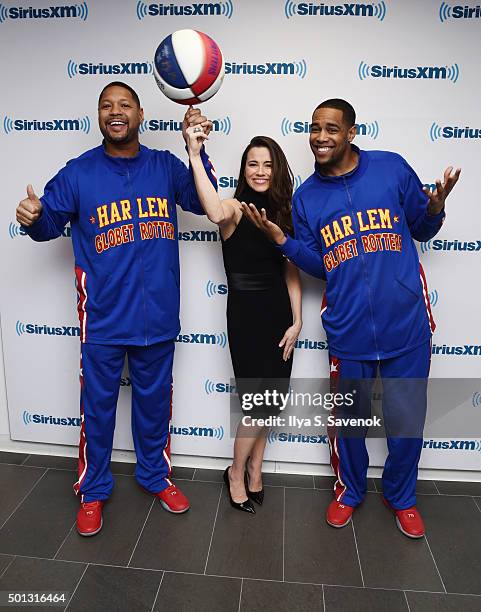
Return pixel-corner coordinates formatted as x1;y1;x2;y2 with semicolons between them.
222;187;293;414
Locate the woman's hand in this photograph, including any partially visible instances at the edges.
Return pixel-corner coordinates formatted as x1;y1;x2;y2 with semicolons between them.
279;321;302;361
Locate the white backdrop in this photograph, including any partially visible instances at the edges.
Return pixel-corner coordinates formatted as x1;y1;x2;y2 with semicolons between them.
1;0;480;470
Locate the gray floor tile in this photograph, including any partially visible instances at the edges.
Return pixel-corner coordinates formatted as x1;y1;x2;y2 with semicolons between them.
0;554;14;577
130;481;221;572
24;455;78;471
353;493;443;591
0;470;78;558
110;461;136;475
193;468;224;483
316;475;376;493
285;489;362;585
406;591;481;612
0;464;46;527
417;495;481;594
240;579;323;612
324;585;408;612
0;556;85;612
68;564;161;612
171;466;195;480
56;475;153;565
263;472;314;488
206;485;283;580
155;572;241;612
0;451;29;465
374;478;438;495
435;480;481;497
23;454;136;476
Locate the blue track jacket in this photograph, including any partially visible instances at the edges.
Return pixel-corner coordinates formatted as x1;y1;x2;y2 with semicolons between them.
26;143;216;345
280;146;444;360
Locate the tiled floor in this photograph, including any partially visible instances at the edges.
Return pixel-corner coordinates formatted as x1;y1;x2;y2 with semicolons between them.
0;452;480;611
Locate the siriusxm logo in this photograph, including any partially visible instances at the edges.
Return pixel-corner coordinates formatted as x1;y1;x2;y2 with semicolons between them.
295;338;329;350
428;289;439;307
67;59;152;78
16;321;80;337
136;0;232;19
8;222;71;239
3;116;90;134
420;239;481;253
429;122;481;141
284;1;386;20
178;229;220;242
439;1;481;21
268;430;329;444
205;280;228;297
204;379;236;394
22;411;81;427
473;392;481;408
280;117;379;139
175;331;227;348
0;2;88;22
139;116;231;135
170;424;224;439
218;176;238;189
120;377;131;386
431;344;481;356
423;439;481;451
225;60;307;79
358;61;460;82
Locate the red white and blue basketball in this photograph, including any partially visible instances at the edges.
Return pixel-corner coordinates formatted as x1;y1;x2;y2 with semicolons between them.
153;29;224;105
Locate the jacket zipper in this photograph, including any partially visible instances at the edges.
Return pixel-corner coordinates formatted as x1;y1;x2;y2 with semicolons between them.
342;177;380;360
127;166;148;346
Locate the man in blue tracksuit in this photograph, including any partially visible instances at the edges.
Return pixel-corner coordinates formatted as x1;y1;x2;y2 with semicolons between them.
16;81;217;536
242;99;460;538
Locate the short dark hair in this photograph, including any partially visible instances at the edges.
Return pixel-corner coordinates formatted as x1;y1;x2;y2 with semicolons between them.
315;98;356;127
98;81;141;107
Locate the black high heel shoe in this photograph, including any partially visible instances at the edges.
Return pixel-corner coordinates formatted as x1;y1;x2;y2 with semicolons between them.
245;467;265;506
223;467;255;514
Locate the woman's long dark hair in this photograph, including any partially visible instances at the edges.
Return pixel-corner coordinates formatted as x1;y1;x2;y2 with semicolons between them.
234;136;294;235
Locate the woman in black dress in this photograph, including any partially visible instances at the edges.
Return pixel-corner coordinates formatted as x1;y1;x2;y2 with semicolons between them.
187;127;302;513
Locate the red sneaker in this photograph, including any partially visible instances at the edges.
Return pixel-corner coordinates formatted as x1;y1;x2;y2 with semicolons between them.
383;497;425;538
77;500;104;537
326;499;354;528
155;484;190;514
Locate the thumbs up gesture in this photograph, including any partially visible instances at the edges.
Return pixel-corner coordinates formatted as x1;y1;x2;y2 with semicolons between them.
16;184;43;226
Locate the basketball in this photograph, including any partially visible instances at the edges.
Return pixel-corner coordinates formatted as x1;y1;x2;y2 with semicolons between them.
153;29;225;105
